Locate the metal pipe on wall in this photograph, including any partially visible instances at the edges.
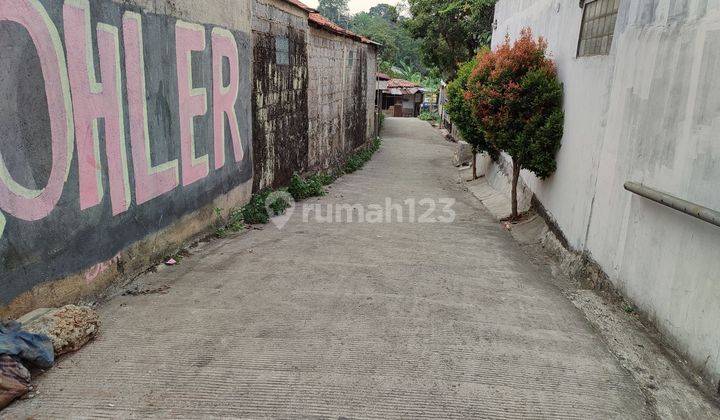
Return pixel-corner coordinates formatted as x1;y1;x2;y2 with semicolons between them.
624;181;720;228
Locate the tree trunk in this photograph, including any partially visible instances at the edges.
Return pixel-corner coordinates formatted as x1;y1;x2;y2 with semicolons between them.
472;151;477;180
511;158;520;219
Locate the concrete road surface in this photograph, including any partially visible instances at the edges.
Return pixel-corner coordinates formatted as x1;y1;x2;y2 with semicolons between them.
3;118;650;418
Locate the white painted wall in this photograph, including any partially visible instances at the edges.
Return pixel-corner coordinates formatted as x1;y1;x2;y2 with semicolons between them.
493;0;720;387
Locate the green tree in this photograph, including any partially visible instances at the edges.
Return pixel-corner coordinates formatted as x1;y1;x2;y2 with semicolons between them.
404;0;495;79
368;3;399;22
318;0;349;26
350;9;423;72
467;29;564;220
445;54;495;179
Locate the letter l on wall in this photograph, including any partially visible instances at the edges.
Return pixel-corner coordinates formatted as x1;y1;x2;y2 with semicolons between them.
122;11;179;205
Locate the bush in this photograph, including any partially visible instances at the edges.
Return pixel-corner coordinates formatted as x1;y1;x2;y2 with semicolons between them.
288;173;326;200
378;112;385;130
467;28;564;219
418;110;440;123
343;137;381;173
445;54;498;178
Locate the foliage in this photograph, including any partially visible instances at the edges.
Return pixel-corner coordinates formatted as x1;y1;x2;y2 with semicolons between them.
466;28;564;218
378;112;385;130
288;173;326;200
445;54;495;158
368;3;399;22
343;137;382;173
392;61;441;92
404;0;495;79
350;7;424;73
418;110;440;124
318;0;350;26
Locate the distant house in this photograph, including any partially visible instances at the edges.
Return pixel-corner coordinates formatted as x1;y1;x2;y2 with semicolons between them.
376;75;424;117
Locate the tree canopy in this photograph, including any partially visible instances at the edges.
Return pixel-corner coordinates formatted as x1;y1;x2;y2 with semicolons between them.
445;54;493;156
317;0;350;26
404;0;495;79
349;4;424;77
467;29;564;218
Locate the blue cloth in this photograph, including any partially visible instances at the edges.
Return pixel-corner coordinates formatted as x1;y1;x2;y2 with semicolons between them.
0;321;54;369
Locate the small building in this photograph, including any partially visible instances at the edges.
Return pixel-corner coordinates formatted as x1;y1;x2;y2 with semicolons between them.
377;76;424;117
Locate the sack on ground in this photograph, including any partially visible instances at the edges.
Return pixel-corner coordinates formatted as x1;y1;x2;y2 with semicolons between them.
0;321;54;369
0;355;31;409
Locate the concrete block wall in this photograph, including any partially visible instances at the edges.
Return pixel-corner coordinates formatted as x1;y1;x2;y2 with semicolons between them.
492;0;720;387
251;0;309;190
307;28;377;170
0;0;377;318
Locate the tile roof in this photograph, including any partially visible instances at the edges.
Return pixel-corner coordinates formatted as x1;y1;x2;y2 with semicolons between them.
376;72;391;80
387;78;419;88
308;12;380;46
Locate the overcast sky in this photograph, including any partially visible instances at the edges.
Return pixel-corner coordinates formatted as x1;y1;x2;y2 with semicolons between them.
304;0;404;15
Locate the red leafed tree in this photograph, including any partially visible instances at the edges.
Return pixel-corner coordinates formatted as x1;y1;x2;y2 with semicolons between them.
466;28;564;220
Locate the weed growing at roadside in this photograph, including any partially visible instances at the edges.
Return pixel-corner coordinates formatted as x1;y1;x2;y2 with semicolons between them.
288;173;326;200
343;137;381;174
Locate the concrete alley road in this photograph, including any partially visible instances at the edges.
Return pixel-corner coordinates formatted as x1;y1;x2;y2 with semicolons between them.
4;118;649;418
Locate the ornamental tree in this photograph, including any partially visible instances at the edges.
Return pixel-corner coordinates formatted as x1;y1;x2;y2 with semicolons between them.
467;28;564;219
445;53;496;179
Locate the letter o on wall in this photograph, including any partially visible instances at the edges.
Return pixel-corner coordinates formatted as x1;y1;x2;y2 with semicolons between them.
0;0;74;221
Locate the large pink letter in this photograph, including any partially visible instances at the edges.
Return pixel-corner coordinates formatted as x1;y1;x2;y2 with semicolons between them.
64;0;130;215
175;21;209;186
122;12;178;205
211;28;244;169
0;0;74;221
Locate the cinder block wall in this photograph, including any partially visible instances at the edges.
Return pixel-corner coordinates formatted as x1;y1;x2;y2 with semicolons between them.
307;28;376;170
251;0;309;190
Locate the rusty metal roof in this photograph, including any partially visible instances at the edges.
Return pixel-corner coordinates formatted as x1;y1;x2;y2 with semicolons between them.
376;72;391;81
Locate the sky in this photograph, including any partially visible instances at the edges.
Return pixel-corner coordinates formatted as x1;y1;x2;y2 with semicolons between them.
304;0;403;15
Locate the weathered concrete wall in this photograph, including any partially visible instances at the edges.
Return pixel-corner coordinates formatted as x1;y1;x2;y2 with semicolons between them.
251;0;308;190
307;28;376;170
0;0;254;315
493;0;720;387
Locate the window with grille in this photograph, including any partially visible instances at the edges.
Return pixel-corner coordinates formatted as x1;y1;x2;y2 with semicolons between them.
347;50;354;67
577;0;620;57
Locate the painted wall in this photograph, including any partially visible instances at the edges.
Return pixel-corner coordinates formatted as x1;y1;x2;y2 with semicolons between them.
251;0;309;190
0;0;253;310
0;0;378;316
493;0;720;386
307;28;376;170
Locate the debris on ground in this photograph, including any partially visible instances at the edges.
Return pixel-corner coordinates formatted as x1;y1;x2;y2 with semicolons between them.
165;258;177;266
19;305;100;357
0;355;31;409
0;321;54;369
123;284;171;296
0;320;55;410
